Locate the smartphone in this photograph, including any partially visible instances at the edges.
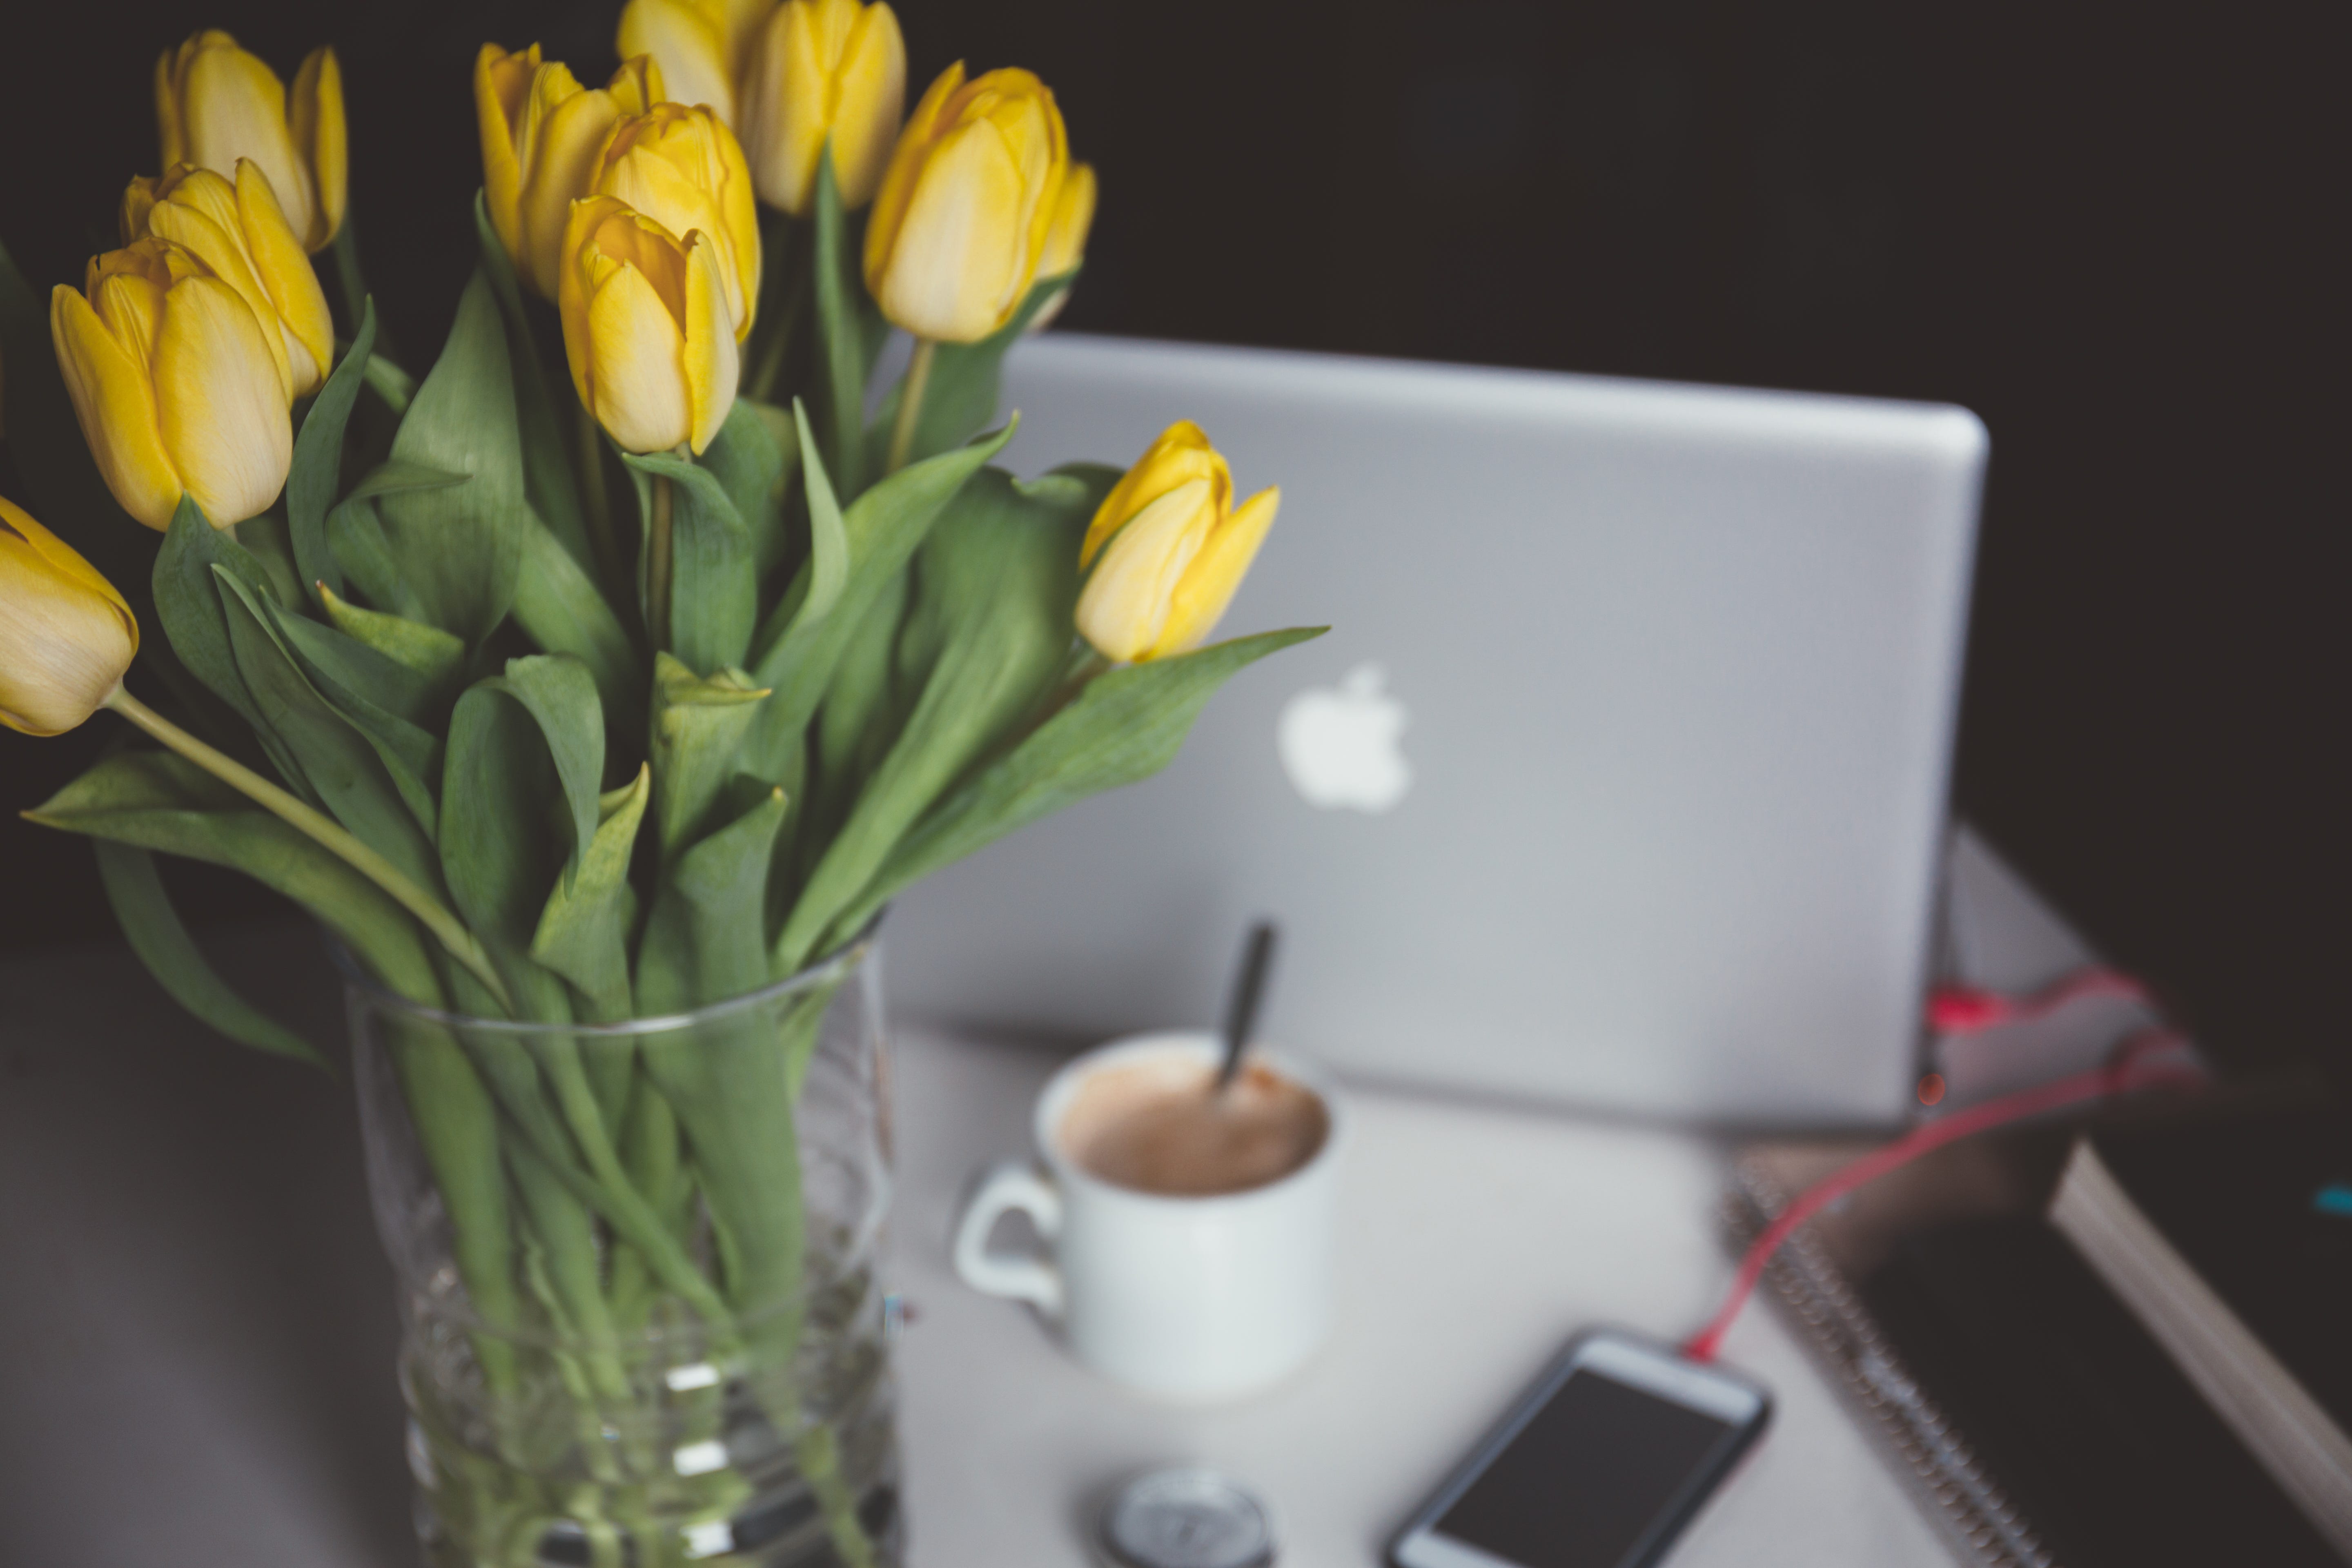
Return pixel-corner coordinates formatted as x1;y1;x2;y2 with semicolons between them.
1388;1329;1771;1568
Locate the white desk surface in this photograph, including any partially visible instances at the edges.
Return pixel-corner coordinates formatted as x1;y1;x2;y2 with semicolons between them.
886;1023;1955;1568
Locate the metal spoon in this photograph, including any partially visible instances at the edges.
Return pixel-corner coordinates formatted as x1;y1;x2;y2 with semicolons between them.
1214;920;1278;1094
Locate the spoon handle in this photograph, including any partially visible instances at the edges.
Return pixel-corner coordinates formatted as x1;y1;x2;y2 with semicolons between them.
1216;921;1279;1091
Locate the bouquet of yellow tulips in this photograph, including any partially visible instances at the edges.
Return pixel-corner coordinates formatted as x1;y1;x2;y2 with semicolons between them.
0;7;1319;1565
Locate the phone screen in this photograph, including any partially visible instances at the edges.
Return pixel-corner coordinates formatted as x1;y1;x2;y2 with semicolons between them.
1429;1368;1739;1568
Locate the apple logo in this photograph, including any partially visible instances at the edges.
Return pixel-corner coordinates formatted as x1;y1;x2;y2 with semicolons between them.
1278;663;1413;813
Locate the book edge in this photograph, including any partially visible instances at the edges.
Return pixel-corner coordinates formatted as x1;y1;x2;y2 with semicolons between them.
2051;1140;2352;1556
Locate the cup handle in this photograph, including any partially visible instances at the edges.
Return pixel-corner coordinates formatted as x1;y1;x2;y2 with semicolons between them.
952;1162;1065;1318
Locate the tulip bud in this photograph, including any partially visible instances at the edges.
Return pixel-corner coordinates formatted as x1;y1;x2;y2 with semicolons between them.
592;103;762;338
122;161;333;398
615;0;774;127
155;31;345;252
1026;159;1095;332
1076;421;1280;663
864;63;1069;343
737;0;906;216
559;196;740;455
51;238;293;532
0;497;139;736
477;46;668;301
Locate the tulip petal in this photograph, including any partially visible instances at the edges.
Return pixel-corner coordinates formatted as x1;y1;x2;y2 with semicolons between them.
153;276;293;526
180;38;316;248
682;237;739;454
143;176;294;402
866;60;966;283
474;43;538;269
1148;486;1280;659
156;49;185;169
524;85;626;298
0;506;140;736
833;4;908;207
587;261;693;454
557;197;617;412
873;117;1031;342
1082;421;1228;565
618;0;737;125
291;47;346;249
1040;160;1096;278
234;159;334;396
1074;479;1215;663
51;285;184;530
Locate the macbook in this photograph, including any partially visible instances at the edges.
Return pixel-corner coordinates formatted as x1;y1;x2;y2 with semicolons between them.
887;335;1986;1128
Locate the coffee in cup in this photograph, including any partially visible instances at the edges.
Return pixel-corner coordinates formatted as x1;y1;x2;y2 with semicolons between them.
1056;1053;1330;1196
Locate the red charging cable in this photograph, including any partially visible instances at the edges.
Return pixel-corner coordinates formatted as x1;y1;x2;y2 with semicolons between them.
1925;967;2153;1033
1680;969;2201;1365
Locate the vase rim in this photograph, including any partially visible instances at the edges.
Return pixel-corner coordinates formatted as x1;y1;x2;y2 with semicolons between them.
330;911;886;1036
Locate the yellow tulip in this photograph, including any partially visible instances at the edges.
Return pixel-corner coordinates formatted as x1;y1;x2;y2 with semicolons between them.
476;45;666;300
1039;160;1095;279
559;197;739;455
0;497;139;737
156;31;345;252
737;0;905;216
592;103;762;338
1076;421;1280;663
122;161;333;399
864;63;1068;343
50;238;293;532
615;0;774;127
1026;159;1095;331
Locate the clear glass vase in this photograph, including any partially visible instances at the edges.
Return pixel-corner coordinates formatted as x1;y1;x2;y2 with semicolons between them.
345;929;899;1568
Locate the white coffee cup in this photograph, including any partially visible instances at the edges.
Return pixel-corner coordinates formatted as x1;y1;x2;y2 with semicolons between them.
951;1031;1346;1402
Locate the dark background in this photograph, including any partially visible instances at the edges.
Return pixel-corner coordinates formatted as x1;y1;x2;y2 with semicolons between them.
2;1;2339;1079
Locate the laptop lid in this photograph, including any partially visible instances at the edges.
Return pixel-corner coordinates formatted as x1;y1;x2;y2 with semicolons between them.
887;334;1985;1128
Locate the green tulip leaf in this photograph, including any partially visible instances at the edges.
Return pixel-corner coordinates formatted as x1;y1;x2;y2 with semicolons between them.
621;450;756;676
775;464;1087;970
471;189;596;579
439;675;583;1023
508;511;641;742
94;839;327;1067
648;654;771;863
490;654;606;881
324;496;426;622
154;497;320;802
702;396;797;582
233;515;304;612
792;398;851;628
288;296;380;603
810;147;886;499
25;751;443;1004
804;564;910;857
866;267;1076;474
362;354;415;416
834;625;1328;946
263;600;444;834
744;420;1013;780
638;786;789;1015
531;765;649;1021
318;584;467;693
374;270;526;645
214;566;443;890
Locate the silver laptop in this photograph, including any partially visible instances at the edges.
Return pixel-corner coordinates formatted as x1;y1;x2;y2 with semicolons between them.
887;334;1986;1128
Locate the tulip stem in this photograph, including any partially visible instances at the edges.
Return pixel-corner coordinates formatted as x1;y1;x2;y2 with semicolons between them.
576;402;625;597
885;339;938;477
102;686;514;1014
647;474;675;655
